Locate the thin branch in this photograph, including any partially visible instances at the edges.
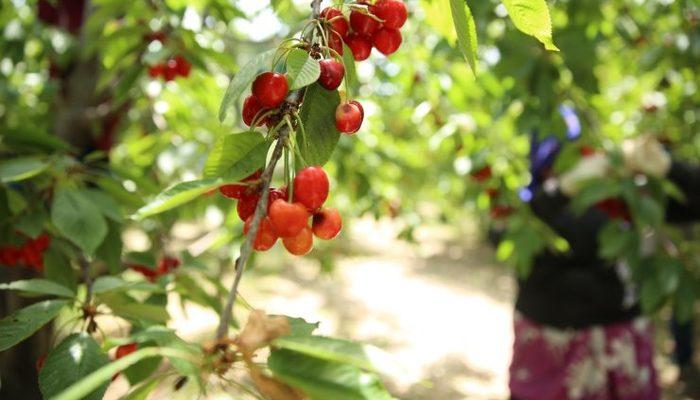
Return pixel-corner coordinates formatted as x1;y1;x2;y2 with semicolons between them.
215;0;324;341
78;253;94;304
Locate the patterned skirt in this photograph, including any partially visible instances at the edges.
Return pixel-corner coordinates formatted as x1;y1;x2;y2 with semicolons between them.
509;313;660;400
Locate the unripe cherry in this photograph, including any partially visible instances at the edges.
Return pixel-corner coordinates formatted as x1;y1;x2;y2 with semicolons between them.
242;95;266;127
283;226;314;256
318;59;345;90
237;192;260;221
345;33;373;61
373;28;402;55
320;7;349;38
335;102;364;134
293;166;329;211
269;199;310;238
312;208;342;240
244;216;278;251
252;72;288;108
374;0;408;29
350;8;381;36
116;343;138;359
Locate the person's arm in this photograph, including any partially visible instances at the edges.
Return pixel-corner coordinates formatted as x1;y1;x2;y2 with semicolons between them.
666;161;700;223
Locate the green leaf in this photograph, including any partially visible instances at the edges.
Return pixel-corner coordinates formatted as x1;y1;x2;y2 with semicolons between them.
15;208;47;237
49;347;195;400
598;222;636;259
130;326;202;377
203;132;268;181
341;43;359;94
268;349;395;400
121;377;160;400
569;179;621;215
99;293;169;324
39;333;110;400
283;316;319;336
96;221;124;274
0;299;67;351
448;0;478;73
297;83;341;167
0;156;48;183
218;49;275;123
51;188;108;255
131;179;222;220
286;49;321;90
640;278;664;313
92;276;161;294
502;0;559;51
273;336;398;376
83;189;124;222
0;279;74;298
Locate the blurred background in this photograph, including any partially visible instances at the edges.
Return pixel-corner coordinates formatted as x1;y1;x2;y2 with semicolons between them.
1;0;699;399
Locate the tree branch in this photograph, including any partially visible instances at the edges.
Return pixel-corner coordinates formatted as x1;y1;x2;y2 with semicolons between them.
215;0;324;341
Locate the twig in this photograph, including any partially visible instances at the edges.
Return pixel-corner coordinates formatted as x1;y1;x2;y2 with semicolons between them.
78;253;94;304
215;0;324;341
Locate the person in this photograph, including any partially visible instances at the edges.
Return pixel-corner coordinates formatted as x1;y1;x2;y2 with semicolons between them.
508;134;700;400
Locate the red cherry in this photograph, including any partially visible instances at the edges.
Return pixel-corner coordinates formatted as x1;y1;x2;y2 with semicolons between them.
345;33;373;61
244;216;278;251
350;8;381;36
128;264;158;282
471;166;492;182
148;64;165;78
486;188;499;199
219;170;262;200
36;354;46;372
328;33;344;56
580;145;595;157
490;205;514;219
312;208;342;240
34;234;51;252
157;256;180;274
163;61;178;81
237;192;260;221
335;102;364;134
267;188;289;211
282;226;314;256
0;246;21;266
320;7;349;38
242;95;267;127
374;0;408;29
372;27;402;55
318;59;345;90
174;55;191;77
350;100;364;119
116;343;138;359
293;167;330;211
252;72;288;109
269;200;310;238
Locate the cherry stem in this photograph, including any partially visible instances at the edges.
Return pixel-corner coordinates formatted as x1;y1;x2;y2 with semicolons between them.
214;0;323;341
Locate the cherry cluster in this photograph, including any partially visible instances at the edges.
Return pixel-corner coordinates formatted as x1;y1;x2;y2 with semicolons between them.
470;166;514;220
148;56;191;81
128;256;180;282
219;166;342;256
321;0;408;60
0;234;51;271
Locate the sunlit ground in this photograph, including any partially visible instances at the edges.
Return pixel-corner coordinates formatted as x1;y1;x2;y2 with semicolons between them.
106;217;697;400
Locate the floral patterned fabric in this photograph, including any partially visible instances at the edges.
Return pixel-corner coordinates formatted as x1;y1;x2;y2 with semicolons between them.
509;313;660;400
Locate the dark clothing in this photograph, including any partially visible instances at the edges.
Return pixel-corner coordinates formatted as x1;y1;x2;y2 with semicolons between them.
515;161;700;329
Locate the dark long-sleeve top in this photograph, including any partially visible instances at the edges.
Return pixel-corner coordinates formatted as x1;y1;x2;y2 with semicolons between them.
516;161;700;329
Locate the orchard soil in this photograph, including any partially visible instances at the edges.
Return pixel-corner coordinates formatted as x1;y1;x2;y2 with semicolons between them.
105;218;697;399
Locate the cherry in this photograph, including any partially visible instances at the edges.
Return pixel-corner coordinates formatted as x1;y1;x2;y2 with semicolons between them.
318;59;345;90
345;33;373;61
145;30;167;43
282;226;314;256
485;188;499;199
252;72;288;109
471;166;492;182
293;167;329;211
490;205;514;219
173;55;191;77
220;170;262;200
237;192;260;221
335;102;364;134
129;264;158;282
268;187;289;210
320;7;349;38
269;200;310;238
244;216;278;251
328;33;344;56
157;256;180;274
350;100;364;119
580;145;595;157
148;64;164;78
595;198;630;221
242;95;266;127
373;28;402;55
163;62;178;81
36;354;46;372
312;208;342;240
374;0;408;29
350;8;381;36
116;343;138;359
